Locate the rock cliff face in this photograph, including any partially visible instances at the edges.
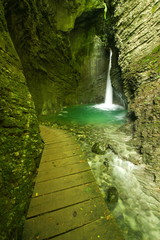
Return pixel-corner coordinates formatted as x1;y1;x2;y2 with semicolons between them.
5;0;106;115
110;0;160;165
5;0;78;115
0;1;43;239
70;11;108;103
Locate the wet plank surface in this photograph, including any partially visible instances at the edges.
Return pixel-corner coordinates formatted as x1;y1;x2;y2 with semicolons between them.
22;125;124;240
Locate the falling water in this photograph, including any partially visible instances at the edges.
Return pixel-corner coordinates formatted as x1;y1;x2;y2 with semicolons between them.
105;49;113;107
94;49;123;111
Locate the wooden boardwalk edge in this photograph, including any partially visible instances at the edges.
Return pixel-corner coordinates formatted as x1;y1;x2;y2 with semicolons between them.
22;125;124;240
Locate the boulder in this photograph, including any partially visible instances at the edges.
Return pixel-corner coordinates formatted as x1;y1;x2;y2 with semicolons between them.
106;186;119;210
91;142;106;155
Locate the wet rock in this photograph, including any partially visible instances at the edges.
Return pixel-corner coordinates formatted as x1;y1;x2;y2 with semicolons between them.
103;158;109;168
153;173;156;183
106;186;119;210
112;0;160;167
127;111;138;122
77;134;86;141
91;142;106;155
107;143;118;155
106;141;125;160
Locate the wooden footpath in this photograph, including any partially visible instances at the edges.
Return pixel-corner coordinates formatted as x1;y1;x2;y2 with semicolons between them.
22;125;124;240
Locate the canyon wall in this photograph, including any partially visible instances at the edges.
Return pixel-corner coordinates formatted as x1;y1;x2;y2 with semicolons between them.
5;0;106;115
110;0;160;165
70;11;108;103
1;0;159;238
0;0;107;238
0;1;43;239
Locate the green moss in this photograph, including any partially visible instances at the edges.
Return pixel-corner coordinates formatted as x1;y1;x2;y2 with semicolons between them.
151;4;159;14
122;43;160;165
124;45;160;85
151;45;160;54
141;45;160;73
0;2;43;239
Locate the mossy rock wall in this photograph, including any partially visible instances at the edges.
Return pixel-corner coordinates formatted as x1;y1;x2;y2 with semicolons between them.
70;9;108;103
52;0;104;32
5;0;105;115
111;0;160;165
0;2;43;239
5;0;79;115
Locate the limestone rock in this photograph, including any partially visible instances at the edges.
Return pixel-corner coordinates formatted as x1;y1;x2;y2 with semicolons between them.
92;142;106;155
111;0;160;166
0;2;43;239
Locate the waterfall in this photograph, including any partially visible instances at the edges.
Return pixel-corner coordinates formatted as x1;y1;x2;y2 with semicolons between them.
93;49;123;111
104;49;113;107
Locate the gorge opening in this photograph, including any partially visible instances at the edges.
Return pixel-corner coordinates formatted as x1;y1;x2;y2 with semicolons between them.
1;0;160;240
54;47;126;127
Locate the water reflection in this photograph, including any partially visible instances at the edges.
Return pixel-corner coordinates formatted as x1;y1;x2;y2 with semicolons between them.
56;104;127;126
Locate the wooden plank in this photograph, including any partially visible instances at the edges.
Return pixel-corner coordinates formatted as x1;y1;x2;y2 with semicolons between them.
43;142;80;151
42;144;81;156
43;132;75;141
50;218;124;240
38;157;86;172
41;149;83;163
41;131;71;139
45;141;78;150
44;133;74;139
23;198;109;240
44;135;71;143
27;182;101;218
36;162;90;183
44;138;73;145
40;127;73;143
32;170;95;197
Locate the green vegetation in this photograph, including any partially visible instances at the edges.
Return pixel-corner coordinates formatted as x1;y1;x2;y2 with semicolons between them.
0;2;43;239
125;45;160;81
141;45;160;74
151;4;159;14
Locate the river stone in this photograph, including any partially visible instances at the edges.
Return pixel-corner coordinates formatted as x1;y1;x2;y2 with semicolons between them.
106;186;119;210
103;158;109;168
91;142;106;155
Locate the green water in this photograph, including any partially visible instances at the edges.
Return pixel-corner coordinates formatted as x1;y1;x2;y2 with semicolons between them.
55;104;127;126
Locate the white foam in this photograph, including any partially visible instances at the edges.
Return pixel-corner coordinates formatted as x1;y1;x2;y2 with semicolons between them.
93;103;124;111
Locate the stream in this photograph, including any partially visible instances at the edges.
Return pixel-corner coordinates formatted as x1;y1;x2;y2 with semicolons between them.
53;104;160;240
85;129;160;240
